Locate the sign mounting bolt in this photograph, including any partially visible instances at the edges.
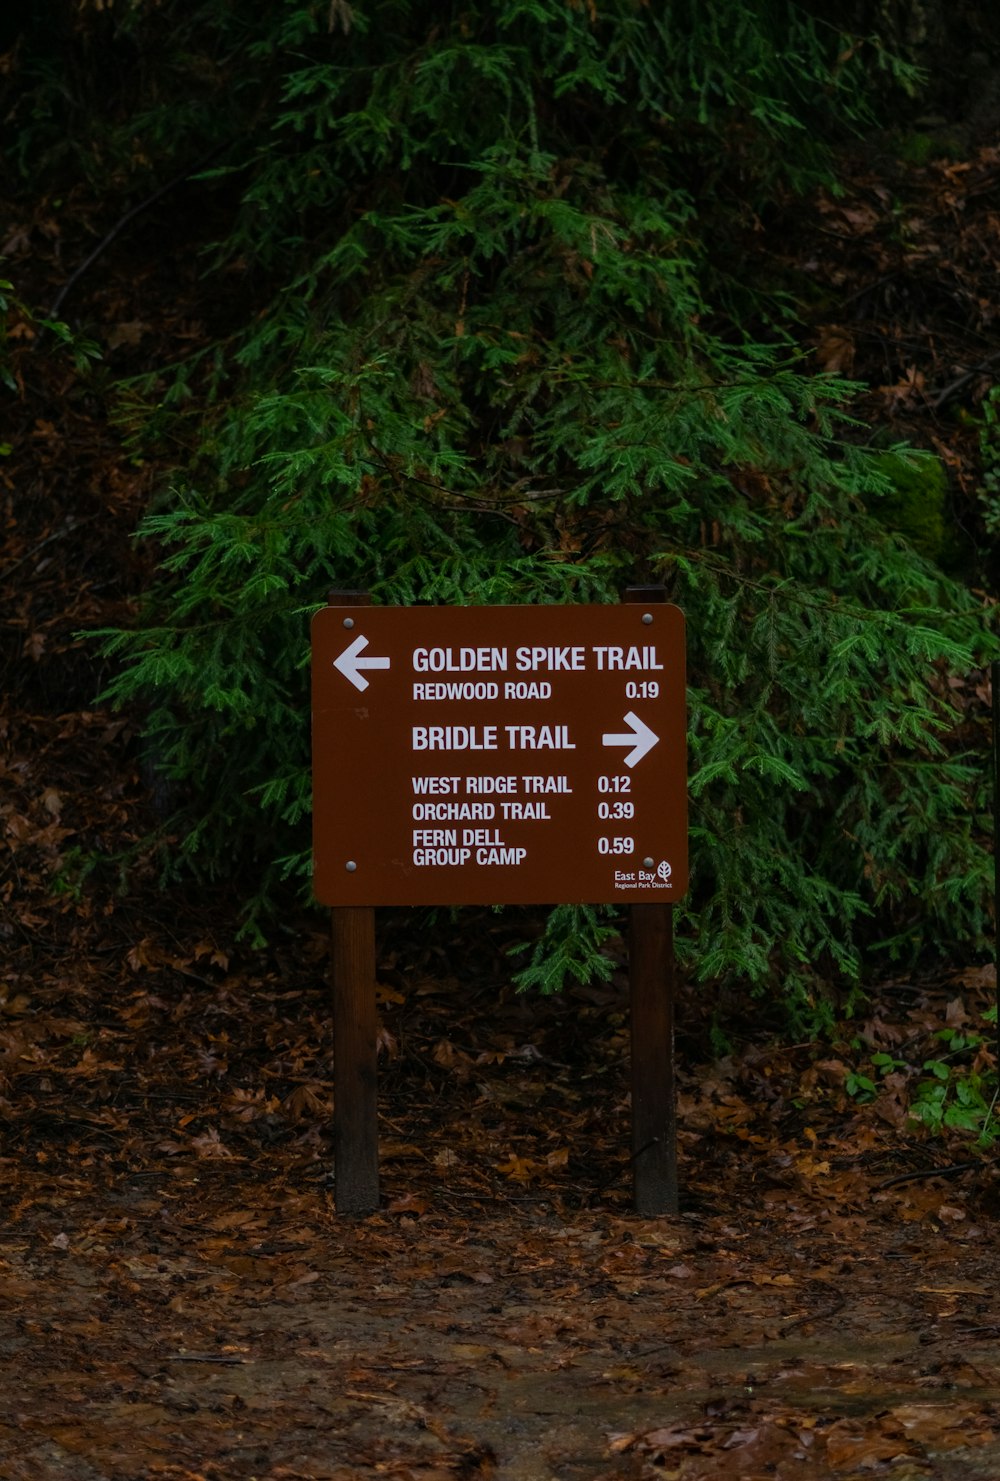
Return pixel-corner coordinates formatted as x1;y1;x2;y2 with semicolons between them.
643;856;654;868
343;617;355;629
345;860;357;872
642;613;653;625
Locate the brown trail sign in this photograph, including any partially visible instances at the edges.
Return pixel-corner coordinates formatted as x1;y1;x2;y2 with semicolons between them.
312;601;687;906
312;594;687;1214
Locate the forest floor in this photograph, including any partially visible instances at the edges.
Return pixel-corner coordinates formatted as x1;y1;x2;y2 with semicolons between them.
6;107;1000;1481
3;688;1000;1480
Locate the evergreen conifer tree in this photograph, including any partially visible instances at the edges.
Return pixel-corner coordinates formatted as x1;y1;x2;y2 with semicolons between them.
6;1;992;1020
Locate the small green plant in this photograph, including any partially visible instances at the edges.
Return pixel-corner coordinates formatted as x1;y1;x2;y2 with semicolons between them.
910;1065;997;1143
0;272;100;392
847;1028;999;1146
845;1049;907;1101
49;848;92;905
908;1027;999;1144
844;1068;877;1100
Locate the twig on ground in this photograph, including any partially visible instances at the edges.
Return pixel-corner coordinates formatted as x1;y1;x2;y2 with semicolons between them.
875;1160;978;1191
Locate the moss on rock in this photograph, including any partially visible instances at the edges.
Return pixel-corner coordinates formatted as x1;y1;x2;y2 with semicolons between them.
867;450;958;569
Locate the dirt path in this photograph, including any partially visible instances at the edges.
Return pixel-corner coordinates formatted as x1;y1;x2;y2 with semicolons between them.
3;1163;999;1480
3;792;1000;1479
4;681;999;1479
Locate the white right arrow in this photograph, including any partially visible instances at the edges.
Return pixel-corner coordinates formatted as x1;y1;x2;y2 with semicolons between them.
333;633;391;691
602;710;659;768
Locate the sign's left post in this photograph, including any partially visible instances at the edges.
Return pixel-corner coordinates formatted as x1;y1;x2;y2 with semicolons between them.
321;590;379;1214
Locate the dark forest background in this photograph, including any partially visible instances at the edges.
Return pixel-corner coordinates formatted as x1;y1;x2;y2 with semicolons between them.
5;0;1000;1038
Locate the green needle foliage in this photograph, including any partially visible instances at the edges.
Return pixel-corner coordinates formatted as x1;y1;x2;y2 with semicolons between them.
13;1;993;1020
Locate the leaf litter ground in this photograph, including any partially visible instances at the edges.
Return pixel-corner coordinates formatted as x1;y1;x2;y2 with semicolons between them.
4;698;1000;1480
6;131;1000;1481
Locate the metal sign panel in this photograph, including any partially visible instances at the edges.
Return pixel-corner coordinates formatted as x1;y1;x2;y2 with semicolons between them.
312;603;687;906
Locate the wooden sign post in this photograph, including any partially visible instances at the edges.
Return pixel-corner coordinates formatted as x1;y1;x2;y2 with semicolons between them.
326;591;379;1214
626;586;678;1214
313;593;687;1214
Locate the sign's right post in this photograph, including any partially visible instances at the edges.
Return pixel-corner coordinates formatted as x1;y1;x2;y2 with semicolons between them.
626;585;679;1215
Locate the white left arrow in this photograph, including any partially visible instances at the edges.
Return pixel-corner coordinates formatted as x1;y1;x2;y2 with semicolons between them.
602;710;659;768
333;634;391;691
